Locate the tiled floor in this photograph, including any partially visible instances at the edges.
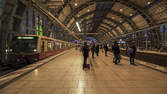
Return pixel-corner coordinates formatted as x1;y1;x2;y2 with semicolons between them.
0;49;167;94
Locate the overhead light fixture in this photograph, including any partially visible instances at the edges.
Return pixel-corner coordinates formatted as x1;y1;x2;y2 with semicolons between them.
76;21;81;32
147;2;151;5
75;3;78;6
120;9;123;12
87;9;90;12
130;13;133;16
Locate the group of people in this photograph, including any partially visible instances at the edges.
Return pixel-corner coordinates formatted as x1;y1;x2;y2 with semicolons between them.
81;41;136;69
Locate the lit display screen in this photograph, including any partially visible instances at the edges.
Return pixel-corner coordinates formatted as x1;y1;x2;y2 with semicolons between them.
17;36;35;39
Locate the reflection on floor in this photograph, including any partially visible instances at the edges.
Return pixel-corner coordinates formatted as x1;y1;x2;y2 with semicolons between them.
0;49;167;94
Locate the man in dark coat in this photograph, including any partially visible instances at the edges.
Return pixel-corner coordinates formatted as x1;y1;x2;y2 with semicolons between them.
95;43;99;56
82;42;89;69
112;41;120;64
91;43;95;58
112;41;120;55
129;45;136;64
103;43;108;56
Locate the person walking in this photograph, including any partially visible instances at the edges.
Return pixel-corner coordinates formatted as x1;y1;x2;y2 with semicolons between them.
128;44;136;64
103;43;108;56
112;41;121;64
91;43;95;58
95;43;99;56
82;42;90;69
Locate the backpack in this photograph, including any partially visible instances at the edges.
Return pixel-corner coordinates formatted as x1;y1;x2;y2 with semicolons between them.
128;48;134;54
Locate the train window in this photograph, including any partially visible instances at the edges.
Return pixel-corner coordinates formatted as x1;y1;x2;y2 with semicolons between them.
56;42;60;49
47;42;52;51
11;36;38;53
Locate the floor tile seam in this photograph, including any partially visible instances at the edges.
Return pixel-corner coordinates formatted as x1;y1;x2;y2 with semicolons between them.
96;57;109;66
0;50;70;90
108;53;167;75
90;57;105;69
120;55;167;75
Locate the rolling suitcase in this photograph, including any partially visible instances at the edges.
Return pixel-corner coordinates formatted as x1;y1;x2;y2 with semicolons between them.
87;64;90;69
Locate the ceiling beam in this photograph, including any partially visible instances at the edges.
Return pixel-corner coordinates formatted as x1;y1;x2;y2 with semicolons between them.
91;2;114;33
77;10;138;32
32;0;79;40
63;0;155;28
57;0;72;14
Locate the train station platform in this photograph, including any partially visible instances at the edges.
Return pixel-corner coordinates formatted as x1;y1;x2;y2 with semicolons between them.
0;49;167;94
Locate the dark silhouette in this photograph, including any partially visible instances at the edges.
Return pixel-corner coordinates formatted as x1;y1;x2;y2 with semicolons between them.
103;43;108;56
82;42;89;69
112;41;120;64
95;44;99;56
91;43;95;58
128;45;136;64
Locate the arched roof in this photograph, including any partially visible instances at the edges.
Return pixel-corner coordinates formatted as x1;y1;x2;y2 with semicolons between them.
40;0;167;40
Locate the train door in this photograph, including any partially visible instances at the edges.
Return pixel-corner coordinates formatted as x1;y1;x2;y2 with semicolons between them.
47;41;53;52
41;40;45;53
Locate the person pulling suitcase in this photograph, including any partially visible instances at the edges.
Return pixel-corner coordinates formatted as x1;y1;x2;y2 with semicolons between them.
82;42;90;69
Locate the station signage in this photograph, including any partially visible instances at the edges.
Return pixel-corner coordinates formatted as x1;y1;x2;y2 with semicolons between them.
17;36;35;39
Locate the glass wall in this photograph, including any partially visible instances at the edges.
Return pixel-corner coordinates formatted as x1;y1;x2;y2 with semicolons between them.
117;24;167;52
0;0;5;28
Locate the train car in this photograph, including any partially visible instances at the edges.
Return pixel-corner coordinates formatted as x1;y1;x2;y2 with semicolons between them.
8;35;73;66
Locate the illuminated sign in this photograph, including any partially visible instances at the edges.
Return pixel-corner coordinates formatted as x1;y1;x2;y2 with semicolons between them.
36;25;39;31
17;36;35;39
40;32;43;36
39;26;43;32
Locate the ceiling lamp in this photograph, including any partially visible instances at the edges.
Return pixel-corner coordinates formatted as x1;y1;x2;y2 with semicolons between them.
147;2;151;5
120;9;123;12
75;3;78;6
130;13;133;16
76;21;81;32
87;9;90;12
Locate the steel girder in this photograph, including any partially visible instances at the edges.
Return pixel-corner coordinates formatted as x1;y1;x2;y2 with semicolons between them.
60;0;160;43
85;16;128;34
57;0;73;14
63;0;94;25
91;2;114;34
109;10;138;30
95;28;112;39
70;16;127;35
97;28;110;38
104;17;127;33
80;21;117;37
63;0;155;30
98;25;116;37
101;22;121;36
117;0;156;26
76;10;137;38
78;10;138;31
